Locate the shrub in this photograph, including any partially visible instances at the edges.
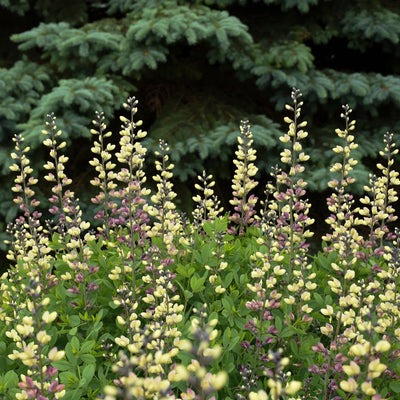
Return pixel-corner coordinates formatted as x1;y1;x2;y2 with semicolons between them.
1;88;400;400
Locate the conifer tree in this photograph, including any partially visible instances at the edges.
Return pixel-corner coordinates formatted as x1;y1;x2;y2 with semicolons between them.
1;0;400;248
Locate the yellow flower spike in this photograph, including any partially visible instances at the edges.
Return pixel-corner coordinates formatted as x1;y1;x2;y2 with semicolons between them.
127;343;140;354
196;366;207;379
19;346;36;367
168;347;179;358
48;347;65;361
200;373;214;391
320;305;334;316
22;316;33;326
6;329;21;342
375;340;391;352
37;330;52;344
249;390;269;400
219;261;228;270
284;295;295;304
281;357;290;367
177;339;192;351
208;319;218;327
349;343;369;356
203;346;222;359
267;379;282;397
115;336;130;347
368;359;387;377
181;389;196;400
215;285;226;294
342;361;361;376
344;269;355;280
210;371;227;390
187;359;200;372
42;310;57;324
104;385;118;396
16;323;34;336
41;297;50;307
209;329;218;341
279;134;290;143
320;323;333;336
301;291;310;301
302;304;313;313
285;380;302;395
293;142;302;151
361;381;376;395
283;116;292;124
340;378;358;393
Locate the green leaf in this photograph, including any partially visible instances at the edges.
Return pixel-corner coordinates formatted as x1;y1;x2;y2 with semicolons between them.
80;354;96;364
289;339;299;356
177;264;195;278
87;321;103;340
313;293;324;306
222;327;230;348
49;232;65;250
234;317;247;330
227;334;239;351
4;370;18;388
60;389;84;400
203;220;215;237
193;243;212;265
65;343;77;366
69;315;81;327
222;296;233;312
70;335;80;352
60;371;79;386
190;275;206;293
80;340;95;353
275;315;283;332
69;327;77;335
390;381;400;393
222;351;235;373
80;364;95;387
184;289;193;300
52;360;73;371
279;327;300;338
223;272;233;287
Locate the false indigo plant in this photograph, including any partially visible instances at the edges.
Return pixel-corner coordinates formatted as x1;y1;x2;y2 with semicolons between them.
2;89;400;400
146;139;181;258
192;170;224;227
238;88;314;400
90;110;118;241
228;119;259;236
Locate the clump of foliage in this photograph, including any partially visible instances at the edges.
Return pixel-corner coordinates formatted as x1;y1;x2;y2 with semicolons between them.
1;88;400;400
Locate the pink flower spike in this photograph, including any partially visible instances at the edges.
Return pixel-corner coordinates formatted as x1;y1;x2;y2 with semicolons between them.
67;285;80;294
45;366;58;377
49;380;65;393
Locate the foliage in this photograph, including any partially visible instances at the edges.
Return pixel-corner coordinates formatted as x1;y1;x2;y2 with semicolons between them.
2;89;400;400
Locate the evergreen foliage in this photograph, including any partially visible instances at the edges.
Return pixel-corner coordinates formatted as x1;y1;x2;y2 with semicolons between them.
2;0;400;250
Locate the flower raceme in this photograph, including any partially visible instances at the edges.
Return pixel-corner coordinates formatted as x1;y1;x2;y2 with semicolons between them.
229;119;259;235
